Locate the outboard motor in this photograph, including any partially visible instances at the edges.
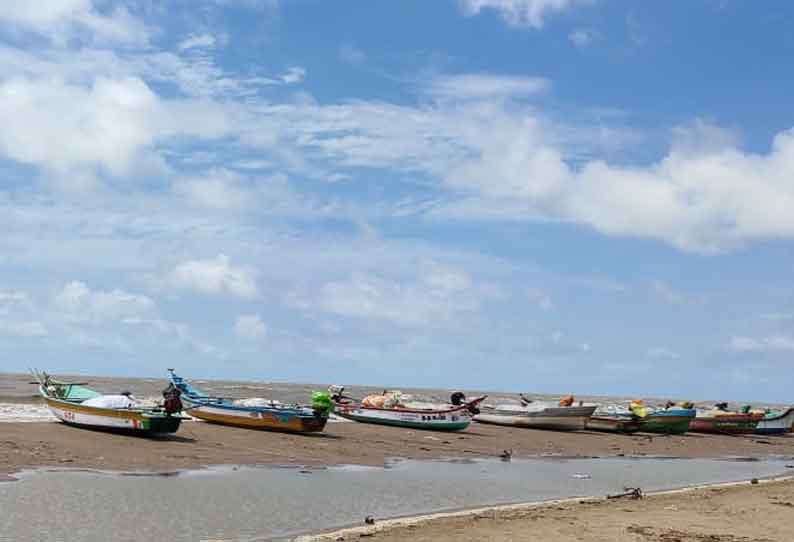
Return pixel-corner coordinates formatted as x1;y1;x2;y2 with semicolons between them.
328;385;354;404
450;391;466;406
162;382;183;415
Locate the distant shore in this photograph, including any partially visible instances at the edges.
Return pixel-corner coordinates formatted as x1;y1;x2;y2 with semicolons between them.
2;420;793;481
296;476;794;542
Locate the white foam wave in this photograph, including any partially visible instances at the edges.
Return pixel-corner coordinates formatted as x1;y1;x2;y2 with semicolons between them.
0;403;55;422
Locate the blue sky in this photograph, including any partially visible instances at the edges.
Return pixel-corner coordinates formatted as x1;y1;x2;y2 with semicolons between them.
1;0;794;402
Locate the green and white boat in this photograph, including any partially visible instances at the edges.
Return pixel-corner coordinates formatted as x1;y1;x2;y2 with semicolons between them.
33;369;183;436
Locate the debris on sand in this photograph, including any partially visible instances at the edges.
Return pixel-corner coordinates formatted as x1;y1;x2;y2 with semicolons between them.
607;487;644;500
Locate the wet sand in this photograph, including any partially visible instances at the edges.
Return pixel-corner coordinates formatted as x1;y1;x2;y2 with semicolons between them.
304;477;794;542
2;420;793;480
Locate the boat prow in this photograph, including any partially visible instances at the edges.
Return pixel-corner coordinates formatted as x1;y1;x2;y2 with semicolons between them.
754;407;794;435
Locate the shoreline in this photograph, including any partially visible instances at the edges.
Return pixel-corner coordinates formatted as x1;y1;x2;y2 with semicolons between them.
2;420;793;482
294;475;794;542
292;474;794;542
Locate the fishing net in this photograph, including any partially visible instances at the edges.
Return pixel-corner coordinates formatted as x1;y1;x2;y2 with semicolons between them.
311;391;333;414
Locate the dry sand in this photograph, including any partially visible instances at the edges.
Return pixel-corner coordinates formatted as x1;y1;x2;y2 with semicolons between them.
299;477;794;542
1;420;793;480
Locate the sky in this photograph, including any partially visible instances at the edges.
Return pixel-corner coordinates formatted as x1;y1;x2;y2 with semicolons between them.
1;0;794;402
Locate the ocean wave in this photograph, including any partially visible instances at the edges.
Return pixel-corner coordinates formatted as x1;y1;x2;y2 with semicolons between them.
0;403;55;422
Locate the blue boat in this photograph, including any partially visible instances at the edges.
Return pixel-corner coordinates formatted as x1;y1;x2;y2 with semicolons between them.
168;370;331;433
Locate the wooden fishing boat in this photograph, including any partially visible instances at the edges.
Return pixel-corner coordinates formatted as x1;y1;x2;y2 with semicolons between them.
585;415;642;434
689;411;763;434
32;369;182;435
169;370;330;433
754;408;794;435
475;403;597;431
639;408;696;435
330;387;485;431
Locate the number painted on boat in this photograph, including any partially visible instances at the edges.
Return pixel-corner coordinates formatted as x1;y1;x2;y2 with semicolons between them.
62;410;75;422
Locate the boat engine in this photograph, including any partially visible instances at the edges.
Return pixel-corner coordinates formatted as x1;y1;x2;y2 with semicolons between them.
162;383;183;415
328;385;354;404
450;391;466;405
451;391;480;414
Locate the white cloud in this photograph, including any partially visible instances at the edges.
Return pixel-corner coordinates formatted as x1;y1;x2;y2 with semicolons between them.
235;314;267;340
339;44;366;65
0;321;48;338
170;254;259;298
291;264;480;327
569;29;594;48
281;66;306;84
122;316;226;359
650;280;699;305
173;169;251;210
760;313;794;321
728;335;794;352
179;33;218;51
215;0;279;9
0;76;160;177
0;291;32;314
0;0;149;46
56;281;155;321
460;0;593;29
562;122;794;252
425;73;549;101
647;346;679;359
122;317;189;341
527;288;553;310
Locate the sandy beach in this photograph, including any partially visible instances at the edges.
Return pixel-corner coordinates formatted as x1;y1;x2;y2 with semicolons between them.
300;477;794;542
2;420;793;480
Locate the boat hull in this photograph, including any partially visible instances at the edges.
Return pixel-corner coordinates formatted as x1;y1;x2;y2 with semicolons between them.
475;406;596;431
45;397;181;435
170;372;328;434
334;405;473;431
689;414;762;434
636;409;695;435
754;408;794;435
585;416;642;434
184;402;327;433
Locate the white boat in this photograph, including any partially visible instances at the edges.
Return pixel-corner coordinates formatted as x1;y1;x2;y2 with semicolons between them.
755;408;794;435
475;398;596;431
331;387;486;431
32;369;183;435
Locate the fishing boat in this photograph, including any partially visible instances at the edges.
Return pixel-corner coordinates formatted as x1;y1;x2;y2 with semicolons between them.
755;408;794;435
585;415;642;434
32;369;183;435
475;395;596;431
639;409;696;435
689;405;763;435
590;400;694;435
168;370;330;433
330;387;485;431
